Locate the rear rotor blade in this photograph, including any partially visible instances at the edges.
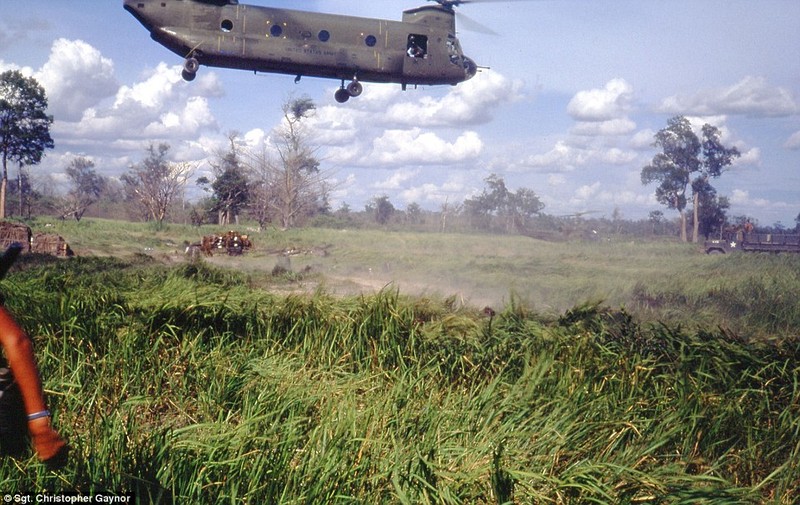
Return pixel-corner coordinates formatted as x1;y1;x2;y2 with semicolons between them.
456;11;497;35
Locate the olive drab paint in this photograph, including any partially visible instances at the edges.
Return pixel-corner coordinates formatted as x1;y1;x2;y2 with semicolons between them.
123;0;480;103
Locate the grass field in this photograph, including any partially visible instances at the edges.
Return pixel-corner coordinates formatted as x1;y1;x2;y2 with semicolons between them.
40;217;800;338
0;218;797;503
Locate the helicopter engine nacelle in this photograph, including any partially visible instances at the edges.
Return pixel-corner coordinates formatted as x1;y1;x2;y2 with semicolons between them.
402;6;457;32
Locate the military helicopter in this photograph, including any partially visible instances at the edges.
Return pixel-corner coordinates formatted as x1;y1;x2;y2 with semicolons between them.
123;0;487;103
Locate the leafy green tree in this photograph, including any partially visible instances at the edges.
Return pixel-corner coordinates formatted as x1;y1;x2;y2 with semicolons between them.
695;182;730;239
406;202;423;225
208;134;249;225
641;116;700;242
367;195;395;225
648;210;665;235
642;117;740;242
691;124;740;242
212;166;249;225
0;70;54;218
509;187;545;230
62;156;106;221
464;174;544;232
464;174;509;230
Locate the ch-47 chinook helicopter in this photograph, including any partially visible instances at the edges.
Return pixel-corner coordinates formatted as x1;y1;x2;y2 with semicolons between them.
123;0;486;103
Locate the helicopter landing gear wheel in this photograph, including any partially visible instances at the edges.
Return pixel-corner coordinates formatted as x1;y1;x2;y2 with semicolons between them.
334;78;363;103
346;80;363;97
334;88;351;103
184;57;200;74
182;57;199;81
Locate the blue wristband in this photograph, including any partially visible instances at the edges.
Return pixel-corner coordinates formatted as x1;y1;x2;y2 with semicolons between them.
27;410;50;421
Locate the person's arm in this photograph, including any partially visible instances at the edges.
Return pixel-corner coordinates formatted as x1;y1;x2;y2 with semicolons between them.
0;306;66;464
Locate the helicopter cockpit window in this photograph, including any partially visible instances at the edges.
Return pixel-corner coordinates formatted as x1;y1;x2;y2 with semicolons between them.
447;37;460;65
407;34;427;59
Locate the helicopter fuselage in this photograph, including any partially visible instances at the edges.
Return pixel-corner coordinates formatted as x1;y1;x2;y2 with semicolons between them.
123;0;478;102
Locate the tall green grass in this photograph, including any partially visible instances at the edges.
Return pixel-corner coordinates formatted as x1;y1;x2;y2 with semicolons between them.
0;254;797;503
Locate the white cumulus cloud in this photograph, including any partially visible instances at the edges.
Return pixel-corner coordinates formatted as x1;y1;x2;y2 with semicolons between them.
374;169;420;190
730;189;772;208
61;62;222;144
567;78;633;122
571;118;637;137
659;76;798;117
371;129;483;166
34;39;117;121
630;129;656;150
520;139;635;173
785;131;800;150
384;70;523;127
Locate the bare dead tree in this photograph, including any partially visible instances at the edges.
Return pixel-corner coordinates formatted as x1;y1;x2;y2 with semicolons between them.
121;143;194;228
60;156;106;221
244;97;332;229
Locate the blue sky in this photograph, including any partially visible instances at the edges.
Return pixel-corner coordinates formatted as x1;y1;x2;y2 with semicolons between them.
1;0;798;226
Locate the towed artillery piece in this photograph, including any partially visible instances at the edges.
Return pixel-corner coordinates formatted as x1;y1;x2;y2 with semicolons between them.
190;230;253;257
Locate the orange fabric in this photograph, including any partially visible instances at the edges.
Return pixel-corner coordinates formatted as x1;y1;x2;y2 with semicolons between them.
0;306;66;466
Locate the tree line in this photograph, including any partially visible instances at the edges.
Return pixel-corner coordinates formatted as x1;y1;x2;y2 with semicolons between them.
641;115;742;242
2;70;798;238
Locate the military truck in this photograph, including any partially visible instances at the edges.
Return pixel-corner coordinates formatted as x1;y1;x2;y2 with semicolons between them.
704;231;800;254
